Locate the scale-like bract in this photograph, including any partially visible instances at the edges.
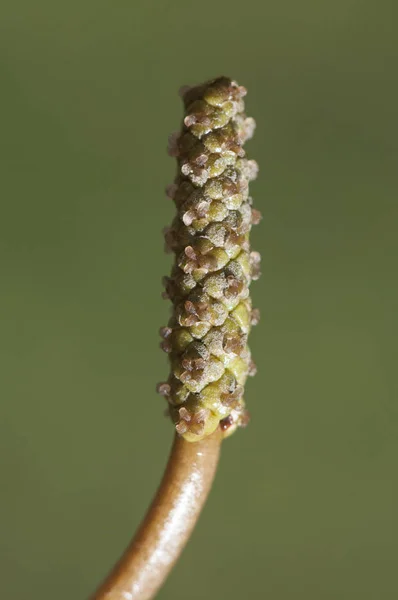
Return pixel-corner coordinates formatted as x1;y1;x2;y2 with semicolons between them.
158;77;260;442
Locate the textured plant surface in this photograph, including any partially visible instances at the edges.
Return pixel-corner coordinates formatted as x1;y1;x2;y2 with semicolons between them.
157;77;261;442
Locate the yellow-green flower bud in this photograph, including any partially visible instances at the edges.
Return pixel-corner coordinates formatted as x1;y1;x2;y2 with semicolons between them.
158;77;261;442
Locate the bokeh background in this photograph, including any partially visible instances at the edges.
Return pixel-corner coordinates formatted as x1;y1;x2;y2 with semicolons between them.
1;1;397;598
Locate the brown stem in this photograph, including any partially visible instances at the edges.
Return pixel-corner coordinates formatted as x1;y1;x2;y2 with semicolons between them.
91;429;222;600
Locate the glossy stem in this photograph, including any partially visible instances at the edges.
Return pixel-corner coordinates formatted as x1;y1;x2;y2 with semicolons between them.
91;430;222;600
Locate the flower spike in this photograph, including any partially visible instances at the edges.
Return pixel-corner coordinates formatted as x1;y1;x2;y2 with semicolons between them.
159;77;260;442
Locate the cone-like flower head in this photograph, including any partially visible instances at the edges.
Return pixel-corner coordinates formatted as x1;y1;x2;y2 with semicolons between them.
158;77;261;442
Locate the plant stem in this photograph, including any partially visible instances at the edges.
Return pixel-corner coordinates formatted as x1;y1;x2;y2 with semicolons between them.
91;429;222;600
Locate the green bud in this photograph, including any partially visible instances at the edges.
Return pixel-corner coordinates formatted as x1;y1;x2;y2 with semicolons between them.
158;77;261;441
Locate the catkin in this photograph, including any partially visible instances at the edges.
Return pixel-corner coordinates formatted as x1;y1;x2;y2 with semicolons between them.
158;77;261;442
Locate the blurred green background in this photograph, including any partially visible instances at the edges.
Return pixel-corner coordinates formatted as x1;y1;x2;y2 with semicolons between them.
1;1;397;598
